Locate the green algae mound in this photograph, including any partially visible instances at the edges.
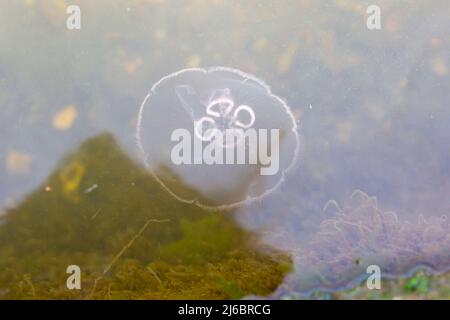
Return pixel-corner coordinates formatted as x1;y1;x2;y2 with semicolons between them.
0;133;290;299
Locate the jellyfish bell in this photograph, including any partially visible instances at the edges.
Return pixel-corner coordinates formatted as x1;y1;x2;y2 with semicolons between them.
136;67;299;209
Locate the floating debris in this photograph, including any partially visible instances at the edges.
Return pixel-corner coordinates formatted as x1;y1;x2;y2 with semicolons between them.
52;105;77;131
6;150;31;175
84;183;99;194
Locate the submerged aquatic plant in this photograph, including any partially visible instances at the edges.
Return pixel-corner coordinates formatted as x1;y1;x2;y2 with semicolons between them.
271;190;450;297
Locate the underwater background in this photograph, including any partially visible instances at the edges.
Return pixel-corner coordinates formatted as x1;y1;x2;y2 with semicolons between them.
0;0;449;299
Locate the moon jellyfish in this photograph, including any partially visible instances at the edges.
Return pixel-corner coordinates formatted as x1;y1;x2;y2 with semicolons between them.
137;67;299;209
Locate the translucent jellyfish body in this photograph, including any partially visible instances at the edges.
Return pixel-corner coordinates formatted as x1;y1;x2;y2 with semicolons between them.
137;67;299;209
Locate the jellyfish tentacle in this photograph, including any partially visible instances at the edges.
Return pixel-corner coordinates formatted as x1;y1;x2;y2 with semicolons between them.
223;128;245;149
175;84;204;122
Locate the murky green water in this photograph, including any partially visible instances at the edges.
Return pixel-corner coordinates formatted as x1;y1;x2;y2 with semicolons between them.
0;0;449;299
